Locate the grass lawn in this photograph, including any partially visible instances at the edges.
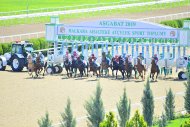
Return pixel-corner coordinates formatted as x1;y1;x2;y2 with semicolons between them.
0;0;151;12
153;117;190;127
0;0;189;27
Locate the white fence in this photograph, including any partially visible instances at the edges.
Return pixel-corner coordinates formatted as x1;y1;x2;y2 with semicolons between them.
1;12;190;43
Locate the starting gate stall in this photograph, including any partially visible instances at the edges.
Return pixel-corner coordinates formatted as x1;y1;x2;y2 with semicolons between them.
45;16;190;79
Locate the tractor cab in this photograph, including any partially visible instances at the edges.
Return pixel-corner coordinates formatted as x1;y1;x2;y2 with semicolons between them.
12;41;33;55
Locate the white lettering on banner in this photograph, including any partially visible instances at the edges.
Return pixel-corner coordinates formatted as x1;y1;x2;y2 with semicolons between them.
58;25;178;39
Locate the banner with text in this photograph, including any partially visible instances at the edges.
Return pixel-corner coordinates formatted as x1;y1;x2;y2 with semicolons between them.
57;25;178;39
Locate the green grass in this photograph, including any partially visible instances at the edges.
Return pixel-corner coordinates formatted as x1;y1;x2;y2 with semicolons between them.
153;117;190;127
0;0;151;13
0;0;189;27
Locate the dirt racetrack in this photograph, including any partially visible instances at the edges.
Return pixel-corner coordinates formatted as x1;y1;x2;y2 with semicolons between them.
0;66;187;127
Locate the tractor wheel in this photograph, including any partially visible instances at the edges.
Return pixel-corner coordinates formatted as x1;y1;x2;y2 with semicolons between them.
0;58;6;71
54;65;60;74
46;66;55;74
58;65;63;73
178;71;187;80
54;65;63;73
11;55;24;72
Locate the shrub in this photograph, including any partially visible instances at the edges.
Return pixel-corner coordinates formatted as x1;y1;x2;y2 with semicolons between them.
99;112;118;127
117;88;131;127
38;112;52;127
2;43;11;54
84;80;105;127
0;44;3;55
141;78;154;126
164;88;175;120
60;98;76;127
184;71;190;114
180;118;190;127
126;110;147;127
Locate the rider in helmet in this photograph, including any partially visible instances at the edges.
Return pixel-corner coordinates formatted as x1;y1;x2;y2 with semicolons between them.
153;54;159;71
127;54;133;64
38;51;45;66
72;50;78;60
138;53;144;65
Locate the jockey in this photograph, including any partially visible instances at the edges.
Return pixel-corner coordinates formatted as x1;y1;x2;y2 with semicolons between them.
91;53;97;62
65;50;71;61
153;54;159;65
72;50;79;60
127;54;133;64
106;51;112;60
137;53;144;65
37;52;45;66
114;54;119;63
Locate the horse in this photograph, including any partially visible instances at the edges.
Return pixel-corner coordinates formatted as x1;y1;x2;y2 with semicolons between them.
70;57;78;78
150;58;160;81
63;58;72;78
76;58;88;78
88;57;101;77
27;54;46;78
101;52;110;76
111;56;125;80
125;58;136;80
134;58;146;80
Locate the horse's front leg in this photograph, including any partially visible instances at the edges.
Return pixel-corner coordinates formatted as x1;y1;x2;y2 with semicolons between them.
116;70;118;79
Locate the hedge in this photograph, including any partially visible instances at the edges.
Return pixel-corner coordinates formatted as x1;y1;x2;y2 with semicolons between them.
160;18;190;28
0;44;3;55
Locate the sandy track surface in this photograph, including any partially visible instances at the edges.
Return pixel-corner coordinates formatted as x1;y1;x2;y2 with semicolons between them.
0;5;189;37
0;66;187;127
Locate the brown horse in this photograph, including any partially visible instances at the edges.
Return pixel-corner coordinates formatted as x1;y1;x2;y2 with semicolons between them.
27;54;46;78
101;52;110;76
88;57;101;77
125;58;136;80
134;58;146;80
150;58;160;81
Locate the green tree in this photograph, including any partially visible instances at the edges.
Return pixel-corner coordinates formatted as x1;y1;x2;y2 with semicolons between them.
99;112;118;127
38;112;52;127
84;80;105;127
126;110;147;127
141;78;154;126
158;113;167;127
60;98;76;127
164;88;175;120
117;88;131;127
184;71;190;114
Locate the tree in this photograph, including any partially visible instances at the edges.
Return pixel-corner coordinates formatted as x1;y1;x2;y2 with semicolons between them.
117;88;131;127
126;110;147;127
164;88;175;120
184;71;190;114
141;78;154;126
38;112;52;127
84;80;105;127
158;113;167;127
99;112;118;127
60;98;76;127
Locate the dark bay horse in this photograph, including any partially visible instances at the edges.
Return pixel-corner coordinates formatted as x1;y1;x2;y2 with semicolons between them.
125;58;136;80
111;56;125;80
150;58;160;81
101;52;110;76
134;58;146;80
88;57;101;77
64;58;72;77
